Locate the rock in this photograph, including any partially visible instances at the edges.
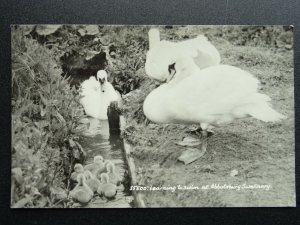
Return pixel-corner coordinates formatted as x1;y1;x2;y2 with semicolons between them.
178;148;206;165
107;101;121;133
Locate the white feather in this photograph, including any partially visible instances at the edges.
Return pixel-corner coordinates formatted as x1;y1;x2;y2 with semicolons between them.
80;71;119;120
145;29;220;81
143;63;285;126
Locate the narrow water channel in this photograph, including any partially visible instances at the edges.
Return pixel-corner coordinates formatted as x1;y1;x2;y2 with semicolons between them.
76;117;133;208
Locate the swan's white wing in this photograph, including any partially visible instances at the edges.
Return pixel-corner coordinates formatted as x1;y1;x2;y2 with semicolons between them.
176;35;221;69
145;35;220;81
107;83;119;102
80;76;107;119
164;65;260;123
81;76;100;96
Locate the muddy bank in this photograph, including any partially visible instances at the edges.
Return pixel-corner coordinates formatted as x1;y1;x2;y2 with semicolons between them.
121;30;295;207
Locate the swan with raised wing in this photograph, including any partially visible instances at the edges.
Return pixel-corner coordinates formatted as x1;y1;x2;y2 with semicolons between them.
145;28;221;82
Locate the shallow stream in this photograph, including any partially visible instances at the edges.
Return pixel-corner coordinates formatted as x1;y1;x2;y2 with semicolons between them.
75;117;133;208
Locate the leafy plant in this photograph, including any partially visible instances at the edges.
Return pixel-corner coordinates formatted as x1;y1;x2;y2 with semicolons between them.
11;26;84;208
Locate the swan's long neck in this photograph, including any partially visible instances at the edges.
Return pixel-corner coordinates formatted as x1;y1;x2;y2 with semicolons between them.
144;57;200;124
148;29;160;50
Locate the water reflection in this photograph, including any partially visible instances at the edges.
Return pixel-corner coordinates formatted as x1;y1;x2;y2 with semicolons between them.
80;118;124;166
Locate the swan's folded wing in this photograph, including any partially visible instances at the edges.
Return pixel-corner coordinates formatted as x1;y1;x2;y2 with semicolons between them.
81;76;100;94
165;65;260;118
176;35;221;69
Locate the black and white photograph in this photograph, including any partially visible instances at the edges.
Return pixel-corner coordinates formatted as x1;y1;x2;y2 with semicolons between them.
11;25;295;208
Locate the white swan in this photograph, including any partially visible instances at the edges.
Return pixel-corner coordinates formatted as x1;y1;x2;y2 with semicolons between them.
69;174;94;204
80;70;119;120
145;28;221;82
70;163;84;182
143;57;285;164
84;170;101;193
97;173;117;199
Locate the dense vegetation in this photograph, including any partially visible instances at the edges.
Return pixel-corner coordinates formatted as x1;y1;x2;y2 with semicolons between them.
11;26;85;207
11;25;149;208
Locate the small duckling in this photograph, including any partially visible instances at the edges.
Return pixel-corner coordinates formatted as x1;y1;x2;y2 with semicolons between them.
70;174;93;204
84;170;101;193
94;160;111;179
70;163;84;182
101;160;111;173
106;162;121;185
84;155;105;176
97;173;117;199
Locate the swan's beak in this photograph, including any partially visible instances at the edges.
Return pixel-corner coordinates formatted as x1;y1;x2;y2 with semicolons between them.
168;63;175;74
99;78;106;85
98;78;106;92
167;68;176;83
166;63;176;83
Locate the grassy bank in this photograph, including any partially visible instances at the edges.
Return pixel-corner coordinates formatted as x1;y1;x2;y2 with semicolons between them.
122;26;295;207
